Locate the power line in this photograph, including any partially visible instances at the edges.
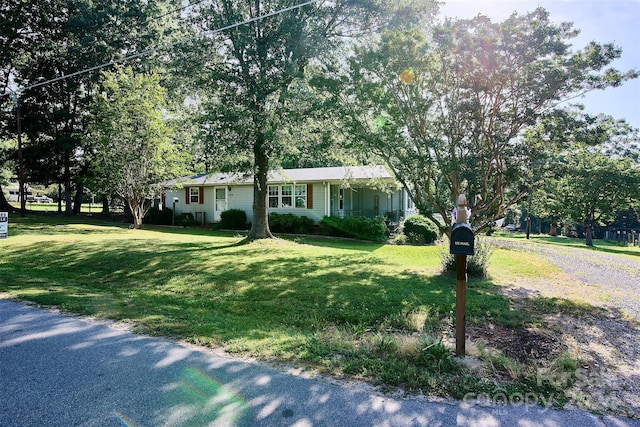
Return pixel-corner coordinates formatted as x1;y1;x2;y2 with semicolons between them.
2;0;319;98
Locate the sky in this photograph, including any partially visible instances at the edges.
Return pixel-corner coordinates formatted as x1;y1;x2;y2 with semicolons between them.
438;0;640;129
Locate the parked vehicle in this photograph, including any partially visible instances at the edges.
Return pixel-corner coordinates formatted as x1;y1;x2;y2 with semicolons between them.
34;195;54;203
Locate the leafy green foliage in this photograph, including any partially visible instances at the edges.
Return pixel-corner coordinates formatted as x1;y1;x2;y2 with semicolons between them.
144;206;173;226
86;66;186;228
175;212;196;227
555;150;640;245
219;209;248;230
402;215;440;244
268;212;314;234
441;237;494;278
319;216;388;242
1;0;179;213
183;0;412;240
334;8;638;234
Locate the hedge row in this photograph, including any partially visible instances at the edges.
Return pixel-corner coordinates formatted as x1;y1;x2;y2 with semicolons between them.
144;207;390;242
319;216;388;242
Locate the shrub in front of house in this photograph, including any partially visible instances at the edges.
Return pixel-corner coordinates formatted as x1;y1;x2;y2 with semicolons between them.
269;213;314;234
219;209;248;230
175;212;196;227
319;216;388;242
402;215;440;245
144;206;174;225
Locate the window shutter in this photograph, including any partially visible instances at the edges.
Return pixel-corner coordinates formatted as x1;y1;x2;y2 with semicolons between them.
161;193;166;208
185;187;190;204
199;187;204;204
307;184;313;209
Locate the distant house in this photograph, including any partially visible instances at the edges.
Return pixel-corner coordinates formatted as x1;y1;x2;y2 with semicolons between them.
161;165;416;225
4;183;35;202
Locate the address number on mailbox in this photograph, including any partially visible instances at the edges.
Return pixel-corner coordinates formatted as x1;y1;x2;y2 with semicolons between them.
450;223;474;255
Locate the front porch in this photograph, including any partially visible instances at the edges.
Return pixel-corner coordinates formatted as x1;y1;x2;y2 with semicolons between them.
328;185;414;225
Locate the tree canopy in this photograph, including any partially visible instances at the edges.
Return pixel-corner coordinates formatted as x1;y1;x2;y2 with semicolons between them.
1;1;638;237
553;150;640;245
86;66;185;228
1;0;181;214
331;8;638;233
180;0;431;240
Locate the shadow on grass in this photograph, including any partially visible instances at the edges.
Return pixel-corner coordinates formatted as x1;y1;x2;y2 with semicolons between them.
3;229;623;403
0;238;523;341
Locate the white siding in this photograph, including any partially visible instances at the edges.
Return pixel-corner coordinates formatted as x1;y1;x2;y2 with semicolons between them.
227;185;254;222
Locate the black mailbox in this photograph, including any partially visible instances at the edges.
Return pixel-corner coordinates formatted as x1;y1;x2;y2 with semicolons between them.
450;223;475;255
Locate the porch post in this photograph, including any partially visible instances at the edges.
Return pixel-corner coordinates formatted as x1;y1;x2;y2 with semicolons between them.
325;182;330;217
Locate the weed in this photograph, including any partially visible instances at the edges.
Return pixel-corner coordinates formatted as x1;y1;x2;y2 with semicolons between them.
440;237;494;277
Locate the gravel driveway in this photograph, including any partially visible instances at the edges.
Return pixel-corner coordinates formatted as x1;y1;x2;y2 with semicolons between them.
487;237;640;418
489;238;640;320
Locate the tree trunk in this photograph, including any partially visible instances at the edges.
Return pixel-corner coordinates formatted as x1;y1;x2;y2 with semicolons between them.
101;194;109;214
549;216;558;236
58;183;63;213
585;223;593;246
73;182;84;215
585;210;595;246
130;199;143;229
64;153;73;214
526;214;531;239
247;134;273;241
0;184;16;213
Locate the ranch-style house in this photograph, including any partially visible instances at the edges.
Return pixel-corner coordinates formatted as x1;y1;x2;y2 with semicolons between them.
161;165;416;225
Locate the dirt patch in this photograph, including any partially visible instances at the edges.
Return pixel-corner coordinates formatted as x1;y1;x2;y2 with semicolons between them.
480;240;640;418
468;323;563;363
552;312;640;418
465;299;639;418
481;284;640;419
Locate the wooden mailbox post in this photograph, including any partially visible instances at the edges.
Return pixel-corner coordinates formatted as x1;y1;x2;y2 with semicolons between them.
450;195;475;357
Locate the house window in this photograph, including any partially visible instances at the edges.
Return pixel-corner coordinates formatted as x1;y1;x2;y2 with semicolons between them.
281;185;292;208
295;185;306;208
268;184;308;209
268;185;279;208
190;187;200;204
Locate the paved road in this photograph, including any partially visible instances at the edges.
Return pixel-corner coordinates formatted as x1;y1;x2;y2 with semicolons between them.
1;299;639;427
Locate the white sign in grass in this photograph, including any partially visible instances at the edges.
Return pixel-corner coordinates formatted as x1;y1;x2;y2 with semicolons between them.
0;212;7;239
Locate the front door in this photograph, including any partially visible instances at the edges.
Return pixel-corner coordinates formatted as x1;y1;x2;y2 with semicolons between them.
214;187;227;222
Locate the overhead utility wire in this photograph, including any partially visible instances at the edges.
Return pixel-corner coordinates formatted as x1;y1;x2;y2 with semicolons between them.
2;0;319;98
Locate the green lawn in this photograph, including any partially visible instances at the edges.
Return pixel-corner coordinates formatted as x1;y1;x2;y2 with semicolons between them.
6;201;122;214
0;215;591;402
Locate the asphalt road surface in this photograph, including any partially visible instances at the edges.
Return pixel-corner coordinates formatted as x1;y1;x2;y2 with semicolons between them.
1;299;639;427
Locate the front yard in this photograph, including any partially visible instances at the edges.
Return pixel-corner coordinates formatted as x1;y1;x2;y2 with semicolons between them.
0;215;638;418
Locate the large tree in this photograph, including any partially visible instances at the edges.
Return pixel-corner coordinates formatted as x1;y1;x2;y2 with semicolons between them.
554;150;640;245
527;109;640;241
183;0;429;240
333;8;638;233
86;67;185;228
2;0;180;214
